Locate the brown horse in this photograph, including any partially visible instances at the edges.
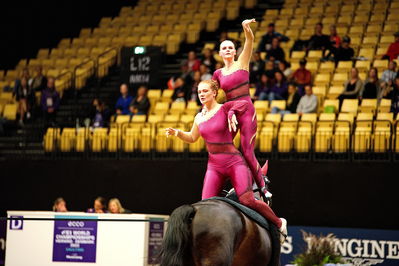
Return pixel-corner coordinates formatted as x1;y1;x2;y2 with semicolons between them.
160;199;280;266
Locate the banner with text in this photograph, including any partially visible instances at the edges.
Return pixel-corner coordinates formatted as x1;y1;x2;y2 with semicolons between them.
147;220;164;264
281;226;399;266
52;216;97;263
0;220;5;265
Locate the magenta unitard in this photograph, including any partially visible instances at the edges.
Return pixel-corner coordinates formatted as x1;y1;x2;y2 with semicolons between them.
212;69;266;190
198;101;282;228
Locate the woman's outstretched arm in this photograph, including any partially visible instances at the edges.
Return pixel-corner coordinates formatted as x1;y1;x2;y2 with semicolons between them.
237;18;256;69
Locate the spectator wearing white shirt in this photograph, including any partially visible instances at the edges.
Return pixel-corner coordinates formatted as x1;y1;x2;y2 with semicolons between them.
296;85;318;114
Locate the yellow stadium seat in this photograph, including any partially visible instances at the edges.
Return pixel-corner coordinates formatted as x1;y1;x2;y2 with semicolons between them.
336;61;353;73
60;128;76;152
373;60;389;72
270;100;286;111
355;60;371;72
333;113;353;152
318;61;335;73
353;113;373;153
378;99;392;113
170;101;186;115
278;115;298;152
43;128;60;152
314;73;331;86
315;114;335;152
358;48;375;59
327;86;344;100
115;115;131;124
91;128;108;152
341;99;358;114
374;113;393;152
291;51;306;62
359;99;377;114
3;103;17;120
331;73;348;86
153;102;170;115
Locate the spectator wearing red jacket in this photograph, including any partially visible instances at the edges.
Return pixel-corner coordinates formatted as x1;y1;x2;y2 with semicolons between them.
385;32;399;61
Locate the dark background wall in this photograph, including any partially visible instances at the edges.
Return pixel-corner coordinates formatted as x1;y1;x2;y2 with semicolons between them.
0;0;134;70
1;160;398;230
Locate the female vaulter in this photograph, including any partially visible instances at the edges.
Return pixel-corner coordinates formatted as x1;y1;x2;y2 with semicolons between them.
165;80;287;243
212;19;272;199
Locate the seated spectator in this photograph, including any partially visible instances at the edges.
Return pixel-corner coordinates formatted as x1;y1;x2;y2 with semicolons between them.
188;71;202;104
292;59;312;95
269;71;288;101
129;86;150;115
199;64;212;81
331;36;354;63
329;25;341;49
254;73;274;100
87;197;108;213
183;51;201;73
41;77;60;127
115;83;132;115
108;198;130;214
381;61;397;88
278;61;293;80
265;60;276;79
53;197;67;212
385;76;399;114
361;67;382;99
92;99;111;128
296;85;318;114
266;37;285;63
308;23;330;52
271;83;301;114
383;32;399;61
339;68;363;102
171;77;190;102
14;77;34;125
249;51;265;84
257;23;289;52
201;48;217;72
31;66;47;92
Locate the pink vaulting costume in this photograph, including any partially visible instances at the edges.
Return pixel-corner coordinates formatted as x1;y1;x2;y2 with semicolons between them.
212;69;267;191
198;100;282;228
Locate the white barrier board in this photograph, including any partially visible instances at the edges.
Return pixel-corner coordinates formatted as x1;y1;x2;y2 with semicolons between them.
5;211;168;266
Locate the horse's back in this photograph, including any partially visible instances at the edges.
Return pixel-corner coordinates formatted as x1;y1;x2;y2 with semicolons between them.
192;200;272;266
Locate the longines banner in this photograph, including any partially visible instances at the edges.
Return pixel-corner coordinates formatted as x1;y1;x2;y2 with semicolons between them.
121;46;162;90
281;226;399;266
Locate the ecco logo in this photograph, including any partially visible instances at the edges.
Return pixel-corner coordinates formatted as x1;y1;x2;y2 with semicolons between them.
9;216;23;230
67;221;84;227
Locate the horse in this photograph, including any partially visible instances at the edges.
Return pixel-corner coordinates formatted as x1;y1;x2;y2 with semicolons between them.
159;197;281;266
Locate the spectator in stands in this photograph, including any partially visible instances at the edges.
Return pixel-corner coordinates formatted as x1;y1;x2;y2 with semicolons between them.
385;76;399;114
271;83;301;114
308;23;330;53
201;48;217;72
41;77;60;127
265;60;276;78
269;71;288;101
129;85;150;116
383;32;399;61
87;197;108;213
254;73;274;100
296;85;318;114
115;83;132;115
179;63;192;84
188;71;202;104
92;99;111;128
171;77;190;102
257;23;289;52
339;68;363;102
249;51;265;84
361;67;382;99
278;61;293;80
292;59;312;95
329;25;341;49
330;36;354;64
53;197;67;212
31;66;47;92
14;77;33;125
183;51;201;73
199;64;212;80
108;198;130;214
381;61;397;89
266;37;285;63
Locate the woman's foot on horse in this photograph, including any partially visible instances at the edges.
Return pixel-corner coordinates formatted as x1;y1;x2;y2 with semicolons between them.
279;218;288;244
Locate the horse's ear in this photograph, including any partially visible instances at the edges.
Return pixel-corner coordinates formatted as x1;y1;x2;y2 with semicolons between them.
261;160;268;176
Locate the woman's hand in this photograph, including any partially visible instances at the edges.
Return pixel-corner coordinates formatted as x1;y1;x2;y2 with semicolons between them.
228;113;238;132
242;18;256;32
165;127;178;138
